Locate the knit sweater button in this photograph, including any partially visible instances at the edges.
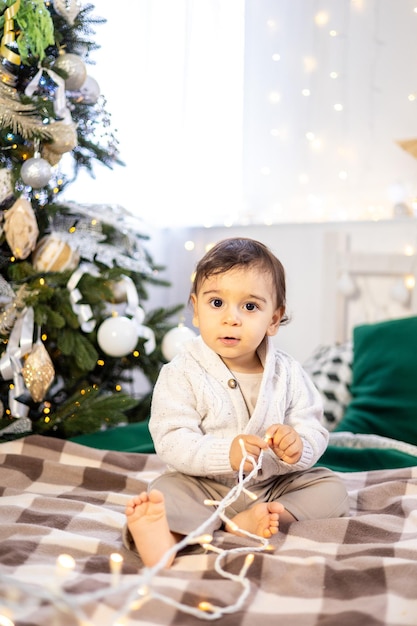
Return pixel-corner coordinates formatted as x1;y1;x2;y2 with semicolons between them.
228;378;238;389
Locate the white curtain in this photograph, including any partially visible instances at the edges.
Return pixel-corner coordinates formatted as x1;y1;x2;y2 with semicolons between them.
65;1;245;228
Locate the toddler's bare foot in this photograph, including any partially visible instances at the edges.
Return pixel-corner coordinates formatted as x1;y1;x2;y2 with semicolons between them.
125;489;178;568
226;501;285;538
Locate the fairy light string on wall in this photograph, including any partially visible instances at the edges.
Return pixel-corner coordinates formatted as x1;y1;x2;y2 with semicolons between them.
0;440;273;624
240;2;417;227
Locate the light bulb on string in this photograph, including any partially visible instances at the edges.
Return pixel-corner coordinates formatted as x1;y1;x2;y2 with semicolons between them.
1;429;272;623
405;274;415;289
337;271;358;297
390;278;412;305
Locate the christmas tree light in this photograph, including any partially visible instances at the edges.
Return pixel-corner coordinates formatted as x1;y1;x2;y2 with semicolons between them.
0;1;182;440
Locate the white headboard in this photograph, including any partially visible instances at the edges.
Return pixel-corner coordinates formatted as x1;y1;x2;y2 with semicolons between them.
322;232;417;344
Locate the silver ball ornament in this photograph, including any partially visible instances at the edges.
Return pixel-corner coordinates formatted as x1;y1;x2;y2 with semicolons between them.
53;53;87;91
79;75;100;104
21;157;52;188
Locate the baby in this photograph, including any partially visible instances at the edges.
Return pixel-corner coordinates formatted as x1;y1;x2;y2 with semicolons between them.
125;237;349;567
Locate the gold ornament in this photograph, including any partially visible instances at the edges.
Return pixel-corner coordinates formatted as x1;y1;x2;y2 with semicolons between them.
0;168;14;207
0;284;30;335
22;341;55;402
40;147;62;167
108;279;129;303
4;197;39;259
42;121;78;166
53;53;87;91
32;234;80;272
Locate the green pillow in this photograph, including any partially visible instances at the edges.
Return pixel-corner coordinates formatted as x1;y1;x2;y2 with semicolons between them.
334;316;417;446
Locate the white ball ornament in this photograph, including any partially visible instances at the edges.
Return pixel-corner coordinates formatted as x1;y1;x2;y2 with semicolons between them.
21;156;52;188
97;316;138;357
108;278;129;303
161;325;197;361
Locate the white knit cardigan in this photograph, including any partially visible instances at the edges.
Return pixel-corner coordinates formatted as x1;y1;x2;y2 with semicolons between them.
149;335;328;488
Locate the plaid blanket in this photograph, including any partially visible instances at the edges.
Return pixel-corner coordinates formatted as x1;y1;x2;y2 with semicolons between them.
1;435;416;626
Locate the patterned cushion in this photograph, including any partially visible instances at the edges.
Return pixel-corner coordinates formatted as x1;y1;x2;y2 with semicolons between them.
303;342;353;431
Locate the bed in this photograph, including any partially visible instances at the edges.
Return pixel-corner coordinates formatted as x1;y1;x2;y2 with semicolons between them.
2;243;417;625
1;432;416;626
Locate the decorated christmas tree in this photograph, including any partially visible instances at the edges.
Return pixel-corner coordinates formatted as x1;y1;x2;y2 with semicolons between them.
0;1;182;440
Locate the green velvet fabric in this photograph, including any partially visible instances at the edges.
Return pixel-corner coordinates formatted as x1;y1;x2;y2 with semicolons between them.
317;445;417;472
70;420;417;472
71;421;155;453
333;316;417;447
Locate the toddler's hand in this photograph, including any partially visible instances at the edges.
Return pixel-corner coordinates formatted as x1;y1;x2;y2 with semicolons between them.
264;424;303;464
229;434;268;472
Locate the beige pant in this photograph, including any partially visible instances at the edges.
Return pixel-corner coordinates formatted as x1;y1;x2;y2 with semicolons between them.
148;466;349;536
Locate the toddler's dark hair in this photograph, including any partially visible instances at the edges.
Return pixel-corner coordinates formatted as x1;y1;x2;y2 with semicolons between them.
191;237;289;325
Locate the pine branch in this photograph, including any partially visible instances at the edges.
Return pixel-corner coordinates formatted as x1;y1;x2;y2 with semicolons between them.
0;2;183;441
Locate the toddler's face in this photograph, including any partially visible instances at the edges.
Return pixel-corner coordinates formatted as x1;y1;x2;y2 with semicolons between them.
190;266;283;371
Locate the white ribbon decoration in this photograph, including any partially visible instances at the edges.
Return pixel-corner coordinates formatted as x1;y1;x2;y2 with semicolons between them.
67;264;100;333
121;276;156;355
67;269;156;351
25;67;72;122
0;307;35;418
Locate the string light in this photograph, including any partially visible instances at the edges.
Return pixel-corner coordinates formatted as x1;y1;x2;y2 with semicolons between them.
109;553;123;588
268;91;281;104
390;279;411;305
314;11;329;26
55;553;76;575
0;441;272;624
184;240;195;251
230;3;417;226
